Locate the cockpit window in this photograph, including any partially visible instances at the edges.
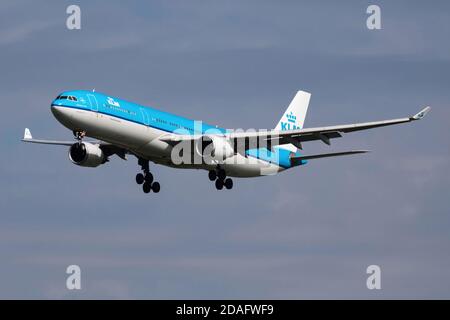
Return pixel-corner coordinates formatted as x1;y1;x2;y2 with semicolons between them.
55;95;77;101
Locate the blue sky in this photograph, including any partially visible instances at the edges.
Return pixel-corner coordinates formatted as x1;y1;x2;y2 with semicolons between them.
0;0;449;298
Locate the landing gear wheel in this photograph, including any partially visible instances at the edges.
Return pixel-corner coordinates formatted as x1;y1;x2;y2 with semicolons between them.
224;178;233;190
136;173;145;185
208;170;217;181
215;179;224;190
152;182;161;193
218;169;226;180
137;158;161;194
143;182;152;193
144;172;154;184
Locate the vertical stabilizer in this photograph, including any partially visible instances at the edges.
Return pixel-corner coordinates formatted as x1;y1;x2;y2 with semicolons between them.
274;90;311;152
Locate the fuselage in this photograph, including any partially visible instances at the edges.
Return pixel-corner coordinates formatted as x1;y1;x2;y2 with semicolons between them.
51;90;299;177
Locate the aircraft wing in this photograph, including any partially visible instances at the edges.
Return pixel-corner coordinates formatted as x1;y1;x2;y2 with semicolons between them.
161;106;431;150
21;128;74;146
21;128;128;160
227;106;431;149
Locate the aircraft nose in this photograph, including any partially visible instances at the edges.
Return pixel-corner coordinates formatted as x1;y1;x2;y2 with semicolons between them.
50;104;61;117
51;104;73;123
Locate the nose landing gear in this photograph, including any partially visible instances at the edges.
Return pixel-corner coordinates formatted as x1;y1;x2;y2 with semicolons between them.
209;168;233;191
136;158;160;194
73;130;86;141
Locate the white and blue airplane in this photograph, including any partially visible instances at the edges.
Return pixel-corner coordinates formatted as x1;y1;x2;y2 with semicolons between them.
22;90;430;194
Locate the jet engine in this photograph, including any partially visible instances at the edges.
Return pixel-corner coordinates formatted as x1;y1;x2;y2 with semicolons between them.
196;135;234;163
69;142;106;167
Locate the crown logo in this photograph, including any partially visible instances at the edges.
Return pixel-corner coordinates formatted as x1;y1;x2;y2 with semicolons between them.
286;112;297;123
107;97;120;107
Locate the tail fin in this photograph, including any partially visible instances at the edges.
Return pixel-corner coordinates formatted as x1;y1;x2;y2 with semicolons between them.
274;90;311;152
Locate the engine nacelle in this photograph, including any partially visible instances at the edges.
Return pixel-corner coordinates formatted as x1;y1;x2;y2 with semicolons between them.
69;142;105;168
196;135;234;163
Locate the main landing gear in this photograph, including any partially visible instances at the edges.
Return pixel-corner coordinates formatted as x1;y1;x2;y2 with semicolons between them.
135;158;160;194
208;168;233;191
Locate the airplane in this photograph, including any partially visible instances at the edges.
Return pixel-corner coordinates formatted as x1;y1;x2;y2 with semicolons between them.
22;90;430;194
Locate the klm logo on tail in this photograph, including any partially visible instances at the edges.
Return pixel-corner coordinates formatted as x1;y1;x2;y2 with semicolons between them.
280;111;301;130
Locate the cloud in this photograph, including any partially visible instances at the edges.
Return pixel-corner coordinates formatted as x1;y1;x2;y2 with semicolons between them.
0;20;58;46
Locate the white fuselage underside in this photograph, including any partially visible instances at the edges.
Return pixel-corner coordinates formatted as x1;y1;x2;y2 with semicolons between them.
51;106;284;178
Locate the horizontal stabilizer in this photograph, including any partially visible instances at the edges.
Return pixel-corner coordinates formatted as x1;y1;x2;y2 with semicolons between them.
291;150;369;166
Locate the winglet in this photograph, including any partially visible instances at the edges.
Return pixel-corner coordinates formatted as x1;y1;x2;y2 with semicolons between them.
412;106;431;120
23;128;33;140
